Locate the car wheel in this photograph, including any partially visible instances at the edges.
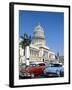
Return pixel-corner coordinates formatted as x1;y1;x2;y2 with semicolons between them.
60;71;64;77
56;70;60;77
31;73;35;78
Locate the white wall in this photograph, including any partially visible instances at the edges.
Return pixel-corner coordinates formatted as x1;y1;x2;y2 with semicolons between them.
0;0;72;89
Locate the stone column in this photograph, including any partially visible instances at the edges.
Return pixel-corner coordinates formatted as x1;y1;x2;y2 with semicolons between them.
25;46;30;66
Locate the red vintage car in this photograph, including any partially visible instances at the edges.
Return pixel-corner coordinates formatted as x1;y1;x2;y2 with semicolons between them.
19;63;45;78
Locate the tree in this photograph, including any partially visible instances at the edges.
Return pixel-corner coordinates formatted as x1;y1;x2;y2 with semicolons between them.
57;52;59;63
20;33;31;66
57;52;59;57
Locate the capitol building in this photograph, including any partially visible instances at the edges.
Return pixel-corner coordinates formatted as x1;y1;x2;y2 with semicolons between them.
19;23;55;64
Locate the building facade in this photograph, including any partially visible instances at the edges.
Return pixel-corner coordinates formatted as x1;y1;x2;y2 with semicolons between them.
19;23;55;64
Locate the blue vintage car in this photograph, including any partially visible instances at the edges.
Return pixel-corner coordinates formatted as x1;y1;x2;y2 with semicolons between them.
44;63;64;77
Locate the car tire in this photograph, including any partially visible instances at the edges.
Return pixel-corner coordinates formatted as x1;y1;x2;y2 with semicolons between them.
56;70;60;77
31;73;35;78
60;71;64;77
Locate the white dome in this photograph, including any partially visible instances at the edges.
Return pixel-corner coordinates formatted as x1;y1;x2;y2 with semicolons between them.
32;23;46;46
33;23;45;39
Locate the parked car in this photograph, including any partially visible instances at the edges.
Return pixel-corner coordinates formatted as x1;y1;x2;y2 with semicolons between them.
19;63;27;78
44;63;64;77
19;63;45;78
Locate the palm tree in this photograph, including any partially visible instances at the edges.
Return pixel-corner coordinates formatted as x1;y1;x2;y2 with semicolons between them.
20;33;31;66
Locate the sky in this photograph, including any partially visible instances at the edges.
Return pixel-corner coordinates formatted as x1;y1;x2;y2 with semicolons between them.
19;10;64;56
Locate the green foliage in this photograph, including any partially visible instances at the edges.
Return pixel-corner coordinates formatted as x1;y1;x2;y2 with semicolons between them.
20;33;31;49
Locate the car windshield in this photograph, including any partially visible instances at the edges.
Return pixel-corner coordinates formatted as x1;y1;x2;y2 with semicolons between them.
50;64;62;67
30;64;37;67
39;63;45;66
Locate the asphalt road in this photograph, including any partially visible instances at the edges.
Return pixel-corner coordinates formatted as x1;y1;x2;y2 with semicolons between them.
19;73;64;79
